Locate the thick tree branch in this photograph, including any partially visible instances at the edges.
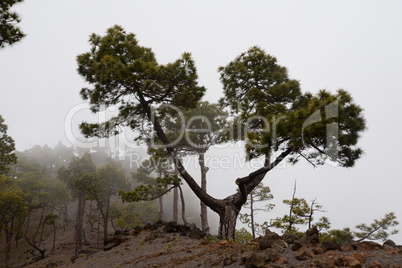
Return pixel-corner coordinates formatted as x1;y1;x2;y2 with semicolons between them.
136;89;223;213
235;147;293;206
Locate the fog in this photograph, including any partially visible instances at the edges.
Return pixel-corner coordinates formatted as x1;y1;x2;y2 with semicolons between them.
1;0;402;242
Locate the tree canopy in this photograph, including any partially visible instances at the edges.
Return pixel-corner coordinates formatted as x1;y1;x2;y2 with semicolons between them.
0;115;17;174
0;0;25;48
219;47;365;167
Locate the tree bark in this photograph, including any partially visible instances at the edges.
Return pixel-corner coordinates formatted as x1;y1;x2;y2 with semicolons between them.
198;152;210;234
158;196;164;220
177;185;188;226
218;199;241;241
173;167;179;223
250;193;255;239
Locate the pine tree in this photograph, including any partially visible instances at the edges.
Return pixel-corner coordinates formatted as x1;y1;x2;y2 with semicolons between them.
0;0;25;48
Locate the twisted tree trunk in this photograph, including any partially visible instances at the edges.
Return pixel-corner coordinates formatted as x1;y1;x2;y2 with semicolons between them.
137;89;293;240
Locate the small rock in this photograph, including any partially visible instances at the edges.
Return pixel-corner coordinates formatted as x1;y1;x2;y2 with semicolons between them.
276;257;288;265
352;252;366;264
245;252;265;268
295;246;315;261
187;226;205;239
271;239;288;253
223;257;232;266
231;254;238;262
322;241;341;251
369;261;382;268
306;226;319;245
358;241;383;251
220;240;229;246
325;250;340;259
340;243;353;252
383;239;396;246
240;251;253;264
165;221;179;233
291;240;306;251
258;236;273;250
264;229;280;240
263;248;280;263
281;233;299;244
312;257;336;268
343;256;362;268
312;245;326;255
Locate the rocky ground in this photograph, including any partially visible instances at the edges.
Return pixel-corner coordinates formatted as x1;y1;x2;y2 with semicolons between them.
20;221;402;268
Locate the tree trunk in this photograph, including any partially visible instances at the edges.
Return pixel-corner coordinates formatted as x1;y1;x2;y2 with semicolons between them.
24;234;46;260
75;190;85;256
82;197;88;244
52;224;56;252
63;203;68;231
97;211;101;249
177;185;188;225
103;195;111;245
137;89;293;240
173;166;179;223
110;218;116;232
173;187;178;223
288;182;297;233
158;196;164;220
25;207;31;235
250;194;255;239
198;152;210;234
33;206;45;244
88;201;95;232
218;201;241;241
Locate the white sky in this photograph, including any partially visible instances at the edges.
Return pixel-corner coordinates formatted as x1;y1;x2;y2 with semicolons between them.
1;0;402;241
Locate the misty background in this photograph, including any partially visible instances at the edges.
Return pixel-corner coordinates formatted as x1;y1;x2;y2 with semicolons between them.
1;0;402;241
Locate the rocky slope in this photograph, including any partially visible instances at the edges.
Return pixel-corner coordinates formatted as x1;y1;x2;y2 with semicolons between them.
23;221;402;268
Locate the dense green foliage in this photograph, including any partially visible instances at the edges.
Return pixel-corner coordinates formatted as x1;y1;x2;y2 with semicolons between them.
0;0;25;48
320;228;355;243
219;47;366;167
0;115;17;174
78;25;205;138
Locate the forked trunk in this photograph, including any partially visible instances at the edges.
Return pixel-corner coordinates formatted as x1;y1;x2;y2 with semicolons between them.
218;202;241;241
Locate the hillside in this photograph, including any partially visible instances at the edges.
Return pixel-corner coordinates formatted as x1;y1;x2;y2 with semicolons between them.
13;221;402;268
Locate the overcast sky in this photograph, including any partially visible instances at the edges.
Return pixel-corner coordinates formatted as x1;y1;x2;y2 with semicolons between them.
1;0;402;241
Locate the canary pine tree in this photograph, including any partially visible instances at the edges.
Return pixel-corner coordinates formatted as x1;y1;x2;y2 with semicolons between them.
77;26;366;239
